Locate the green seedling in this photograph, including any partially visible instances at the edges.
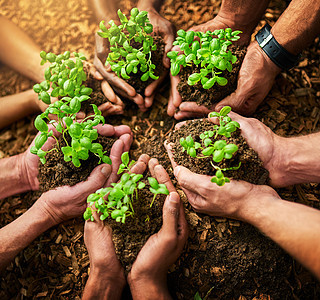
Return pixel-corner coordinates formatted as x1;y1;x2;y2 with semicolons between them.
179;106;241;186
31;51;111;167
98;8;158;82
167;28;241;89
84;152;169;223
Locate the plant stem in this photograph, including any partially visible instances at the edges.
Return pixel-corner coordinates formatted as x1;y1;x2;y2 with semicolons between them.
150;194;157;208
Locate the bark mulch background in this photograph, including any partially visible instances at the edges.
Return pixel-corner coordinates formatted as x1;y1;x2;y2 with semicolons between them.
1;0;320;299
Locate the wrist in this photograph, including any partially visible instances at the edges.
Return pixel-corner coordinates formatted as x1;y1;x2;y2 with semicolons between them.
128;272;170;300
137;1;160;13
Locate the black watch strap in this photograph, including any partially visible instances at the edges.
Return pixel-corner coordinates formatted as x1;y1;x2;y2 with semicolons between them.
255;23;300;70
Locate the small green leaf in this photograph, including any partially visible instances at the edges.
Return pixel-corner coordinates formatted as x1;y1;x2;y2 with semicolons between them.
148;177;159;190
121;152;129;166
34;115;48;132
219;106;231;116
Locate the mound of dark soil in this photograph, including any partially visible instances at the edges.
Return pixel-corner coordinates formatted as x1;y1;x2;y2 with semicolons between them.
38;135;116;191
177;46;246;107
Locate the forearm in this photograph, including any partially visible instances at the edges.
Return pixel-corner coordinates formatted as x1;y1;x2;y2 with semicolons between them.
83;269;124;300
0;16;44;83
271;0;320;55
88;0;119;22
137;0;165;12
217;0;270;35
0;201;55;271
275;132;320;186
240;195;320;279
0;154;31;199
0;89;40;129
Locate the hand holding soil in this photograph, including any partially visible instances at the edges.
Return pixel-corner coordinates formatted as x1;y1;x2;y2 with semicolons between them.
83;209;126;300
94;33;146;111
214;41;281;115
129;158;188;299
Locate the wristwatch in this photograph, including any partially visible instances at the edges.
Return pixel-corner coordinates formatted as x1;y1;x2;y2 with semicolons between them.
255;23;301;70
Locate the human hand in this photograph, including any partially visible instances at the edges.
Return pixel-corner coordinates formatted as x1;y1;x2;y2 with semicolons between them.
83;210;125;298
20;124;132;192
143;10;173;108
83;61;125;116
208;111;287;187
128;158;188;299
94;33;146;111
214;41;281;115
165;141;280;220
169;18;252;120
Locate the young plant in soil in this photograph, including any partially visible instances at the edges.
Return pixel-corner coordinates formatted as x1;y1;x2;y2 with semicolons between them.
97;8;164;94
84;152;169;223
179;106;241;186
31;51;111;167
167;29;245;106
168;29;241;89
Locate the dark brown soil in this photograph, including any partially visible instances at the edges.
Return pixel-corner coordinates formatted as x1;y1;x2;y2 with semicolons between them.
105;177;166;274
168;119;269;185
177;46;246;107
38;135;116;192
80;67;110;115
124;35;166;96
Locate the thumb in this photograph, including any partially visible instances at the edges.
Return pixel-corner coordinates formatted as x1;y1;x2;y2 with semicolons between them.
215;92;242;113
164;35;175;68
73;164;111;197
161;192;181;238
174;166;206;194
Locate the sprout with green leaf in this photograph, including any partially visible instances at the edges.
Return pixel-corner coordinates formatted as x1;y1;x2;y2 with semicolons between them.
167;28;241;89
180;106;241;186
31;51;111;167
98;8;159;82
84;152;169;223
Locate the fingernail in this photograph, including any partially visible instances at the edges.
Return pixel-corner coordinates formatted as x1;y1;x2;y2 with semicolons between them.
174;166;181;177
101;166;109;176
169;192;180;205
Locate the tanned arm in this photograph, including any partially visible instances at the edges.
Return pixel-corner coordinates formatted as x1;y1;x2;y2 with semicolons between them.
0;16;45;83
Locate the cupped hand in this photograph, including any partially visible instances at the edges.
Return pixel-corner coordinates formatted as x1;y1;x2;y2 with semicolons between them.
93;33;146;111
214;41;281;115
165;141;279;220
208;111;285;187
128;158;188;297
84;208;125;285
20;124;132;192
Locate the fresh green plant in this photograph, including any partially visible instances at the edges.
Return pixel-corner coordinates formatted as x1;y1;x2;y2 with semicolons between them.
84;152;169;223
31;51;111;167
98;8;158;82
167;28;241;89
179;106;241;186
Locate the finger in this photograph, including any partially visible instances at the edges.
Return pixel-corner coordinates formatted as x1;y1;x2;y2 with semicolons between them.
95;124;116;136
179;102;212;114
154;164;176;193
145;71;167;97
163;35;175;68
174;121;187;130
112;86;146;111
93;56;137;98
119;133;133;154
161;192;180;237
130;154;150;175
93;70;104;80
148;157;159;178
174;166;208;194
145;94;155;108
164;141;178;169
171;75;182;108
73;164;111;197
101;80;119;103
174;110;205;120
114;125;132;137
107;139;125;186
